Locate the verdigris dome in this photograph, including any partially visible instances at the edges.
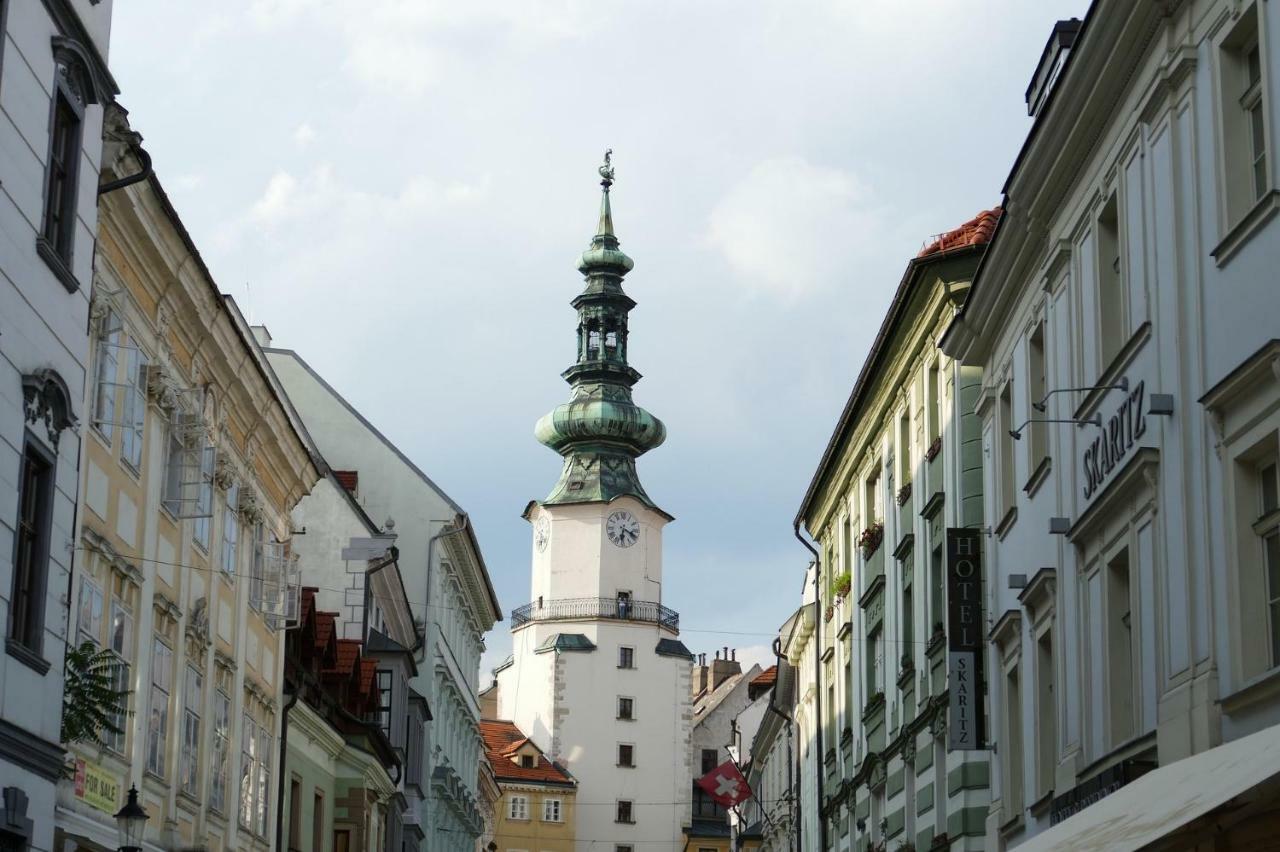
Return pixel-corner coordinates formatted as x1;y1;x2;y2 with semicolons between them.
535;151;667;511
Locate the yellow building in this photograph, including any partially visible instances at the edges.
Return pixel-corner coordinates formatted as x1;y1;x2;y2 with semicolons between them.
481;719;578;852
55;115;319;852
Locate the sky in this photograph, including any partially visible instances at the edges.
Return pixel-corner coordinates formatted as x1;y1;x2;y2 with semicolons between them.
108;0;1088;678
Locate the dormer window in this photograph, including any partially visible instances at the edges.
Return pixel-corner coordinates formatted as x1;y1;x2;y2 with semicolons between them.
520;754;534;769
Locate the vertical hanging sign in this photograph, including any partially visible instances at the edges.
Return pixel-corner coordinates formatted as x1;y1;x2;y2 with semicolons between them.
947;527;986;751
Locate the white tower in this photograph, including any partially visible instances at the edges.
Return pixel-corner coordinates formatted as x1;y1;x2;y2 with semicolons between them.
496;153;693;849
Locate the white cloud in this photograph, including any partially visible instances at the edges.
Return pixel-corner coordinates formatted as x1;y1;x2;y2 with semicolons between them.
706;157;884;301
293;122;315;147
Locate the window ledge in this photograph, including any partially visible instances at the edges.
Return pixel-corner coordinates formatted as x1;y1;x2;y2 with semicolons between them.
36;236;80;293
5;638;51;675
995;506;1018;540
1218;665;1280;715
1023;456;1052;498
1212;189;1280;268
1027;787;1055;819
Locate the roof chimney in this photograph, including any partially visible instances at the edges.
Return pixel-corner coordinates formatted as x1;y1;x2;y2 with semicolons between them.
250;324;273;348
1026;18;1082;118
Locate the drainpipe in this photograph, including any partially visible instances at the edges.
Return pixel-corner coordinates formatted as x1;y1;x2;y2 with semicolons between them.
769;637;797;852
793;521;826;852
275;684;301;852
414;516;470;658
98;140;152;196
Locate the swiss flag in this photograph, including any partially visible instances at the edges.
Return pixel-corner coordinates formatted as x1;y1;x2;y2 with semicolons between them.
696;760;752;807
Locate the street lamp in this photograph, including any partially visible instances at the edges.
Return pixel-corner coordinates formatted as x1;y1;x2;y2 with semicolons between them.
114;785;149;852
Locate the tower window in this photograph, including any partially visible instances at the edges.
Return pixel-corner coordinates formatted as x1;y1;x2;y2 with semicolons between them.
615;800;634;823
618;646;634;669
588;329;602;359
617;696;634;719
617;743;635;767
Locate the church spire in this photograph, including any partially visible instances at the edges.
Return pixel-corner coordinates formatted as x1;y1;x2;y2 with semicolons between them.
533;152;666;508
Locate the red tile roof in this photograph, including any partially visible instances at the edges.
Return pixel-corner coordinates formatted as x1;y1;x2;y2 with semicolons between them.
330;639;361;676
333;470;359;494
314;611;336;652
917;207;1001;258
480;720;575;786
751;666;778;689
359;658;377;696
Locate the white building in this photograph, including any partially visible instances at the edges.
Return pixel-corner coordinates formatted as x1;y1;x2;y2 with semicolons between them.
688;652;762;848
737;653;798;852
940;1;1280;847
1;2;115;849
494;157;695;851
264;343;502;852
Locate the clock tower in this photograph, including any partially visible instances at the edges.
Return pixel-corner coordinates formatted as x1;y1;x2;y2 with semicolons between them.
495;153;694;850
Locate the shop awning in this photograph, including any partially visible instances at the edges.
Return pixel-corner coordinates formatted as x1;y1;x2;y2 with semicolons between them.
1019;721;1280;852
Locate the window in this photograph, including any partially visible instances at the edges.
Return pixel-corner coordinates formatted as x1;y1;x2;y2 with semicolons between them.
193;444;215;550
105;601;133;753
77;578;104;647
312;792;324;852
999;382;1016;521
1035;629;1056;798
616;847;634;852
180;665;203;796
617;696;634;720
1096;193;1127;366
927;362;941;445
376;670;393;738
147;639;173;776
40;83;83;267
615;800;634;824
618;646;634;669
1260;461;1280;666
211;688;231;812
866;627;882;698
1220;8;1269;224
508;795;529;820
617;743;635;767
256;725;272;835
288;778;302;852
519;754;534;769
120;344;147;470
222;483;240;573
10;441;54;655
898;410;912;486
701;748;718;775
1028;321;1048;469
931;544;944;634
250;522;265;608
902;573;914;657
1004;659;1024;814
91;309;122;441
542;797;562;822
240;714;256;828
1106;547;1135;745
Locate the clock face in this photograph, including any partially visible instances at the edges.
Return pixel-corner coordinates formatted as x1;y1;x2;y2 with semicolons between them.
606;510;640;548
534;516;550;552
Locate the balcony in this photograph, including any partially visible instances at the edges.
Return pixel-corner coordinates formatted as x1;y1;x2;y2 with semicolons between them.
511;596;679;633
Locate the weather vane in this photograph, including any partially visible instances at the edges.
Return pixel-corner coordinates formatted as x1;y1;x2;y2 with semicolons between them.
599;148;614;189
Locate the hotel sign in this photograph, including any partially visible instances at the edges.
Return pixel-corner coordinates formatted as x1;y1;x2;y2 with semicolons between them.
946;528;986;751
74;757;120;814
1082;380;1146;499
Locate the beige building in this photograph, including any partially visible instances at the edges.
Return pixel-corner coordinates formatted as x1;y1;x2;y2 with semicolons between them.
480;720;577;852
55;122;318;852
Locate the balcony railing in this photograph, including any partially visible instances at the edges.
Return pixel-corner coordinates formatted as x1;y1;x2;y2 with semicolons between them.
511;596;679;632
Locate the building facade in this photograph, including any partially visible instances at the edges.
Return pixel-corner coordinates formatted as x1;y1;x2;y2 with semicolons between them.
265;344;502;851
940;0;1280;846
57;146;319;852
688;652;761;851
737;654;798;852
0;2;115;849
280;588;402;852
480;719;577;852
795;212;996;852
493;156;695;851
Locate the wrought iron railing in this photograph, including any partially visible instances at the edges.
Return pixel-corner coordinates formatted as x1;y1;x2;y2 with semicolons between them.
511;596;679;632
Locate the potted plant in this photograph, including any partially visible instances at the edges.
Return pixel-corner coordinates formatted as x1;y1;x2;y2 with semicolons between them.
858;522;884;559
896;481;912;506
833;570;852;599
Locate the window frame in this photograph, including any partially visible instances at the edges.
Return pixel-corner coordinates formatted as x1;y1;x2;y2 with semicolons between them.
146;638;173;777
210;687;231;813
38;69;85;278
617;695;634;720
615;799;634;824
618;645;635;669
180;664;203;797
617;742;635;768
8;436;56;664
508;794;529;821
541;797;562;823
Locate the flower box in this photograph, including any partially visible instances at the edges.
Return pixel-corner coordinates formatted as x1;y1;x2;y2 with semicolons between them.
925;435;942;462
858;522;885;559
833;571;852;599
896;482;912;507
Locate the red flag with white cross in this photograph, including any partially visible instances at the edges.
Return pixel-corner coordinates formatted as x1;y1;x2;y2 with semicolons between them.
696;760;752;807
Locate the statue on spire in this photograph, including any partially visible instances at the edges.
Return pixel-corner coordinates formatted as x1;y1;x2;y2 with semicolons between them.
599;148;614;188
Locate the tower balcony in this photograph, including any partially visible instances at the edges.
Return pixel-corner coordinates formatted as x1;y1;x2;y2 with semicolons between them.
511;596;679;634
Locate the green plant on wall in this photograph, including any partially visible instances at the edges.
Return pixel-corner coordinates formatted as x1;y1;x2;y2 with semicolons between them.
61;641;131;747
833;570;852;599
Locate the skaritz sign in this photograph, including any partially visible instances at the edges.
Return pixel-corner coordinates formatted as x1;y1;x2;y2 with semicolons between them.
947;527;986;751
1082;379;1147;499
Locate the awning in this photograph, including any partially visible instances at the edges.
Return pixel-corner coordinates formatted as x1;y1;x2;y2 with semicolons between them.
1018;721;1280;851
